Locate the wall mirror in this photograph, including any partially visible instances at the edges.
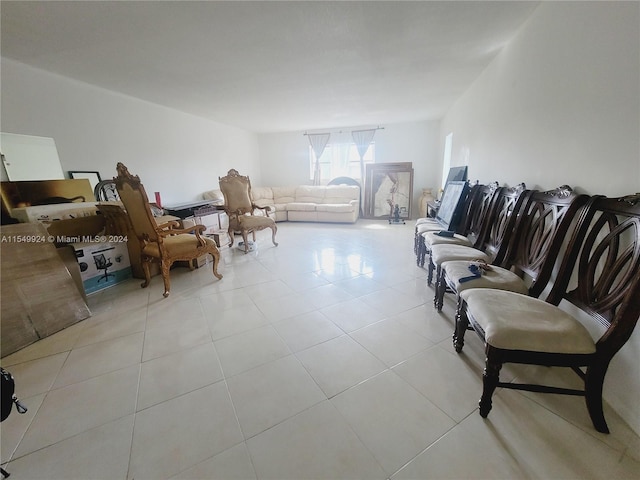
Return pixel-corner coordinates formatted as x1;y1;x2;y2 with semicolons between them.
364;162;414;219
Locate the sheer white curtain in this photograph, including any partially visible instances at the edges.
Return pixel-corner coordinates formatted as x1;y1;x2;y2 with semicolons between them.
351;129;376;184
308;133;331;185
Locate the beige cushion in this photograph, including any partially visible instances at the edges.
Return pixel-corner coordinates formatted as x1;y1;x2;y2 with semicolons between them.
323;185;359;203
423;231;472;248
202;189;223;201
430;244;490;265
286;202;317;212
316;203;355;213
442;260;529;295
251;187;274;203
416;222;444;235
271;186;296;204
295;186;325;203
460;289;596;354
415;217;438;226
143;234;217;258
237;215;275;229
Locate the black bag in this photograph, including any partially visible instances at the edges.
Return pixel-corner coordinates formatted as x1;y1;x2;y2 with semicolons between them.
1;367;27;422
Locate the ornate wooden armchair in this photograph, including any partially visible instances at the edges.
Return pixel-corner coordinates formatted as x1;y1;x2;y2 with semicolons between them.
460;194;640;433
113;163;222;297
218;169;278;253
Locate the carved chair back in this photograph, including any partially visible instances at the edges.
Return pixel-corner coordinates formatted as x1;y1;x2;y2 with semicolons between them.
548;194;640;351
458;182;501;248
500;185;590;298
113;163;160;244
474;183;530;265
218;169;255;218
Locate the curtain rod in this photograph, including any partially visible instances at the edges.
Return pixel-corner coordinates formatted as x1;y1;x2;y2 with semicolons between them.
302;126;385;136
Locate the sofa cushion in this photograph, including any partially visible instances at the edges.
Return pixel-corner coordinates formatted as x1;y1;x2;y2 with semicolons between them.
295;186;325;203
323;185;359;204
203;189;223;202
286;202;318;212
316;203;355;213
251;187;274;204
271;186;296;204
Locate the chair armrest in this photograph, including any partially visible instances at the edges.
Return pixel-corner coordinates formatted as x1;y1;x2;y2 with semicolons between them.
253;204;272;217
158;224;206;236
156;220;181;230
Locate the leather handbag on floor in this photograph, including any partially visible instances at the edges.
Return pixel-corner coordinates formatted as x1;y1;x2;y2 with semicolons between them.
1;367;27;422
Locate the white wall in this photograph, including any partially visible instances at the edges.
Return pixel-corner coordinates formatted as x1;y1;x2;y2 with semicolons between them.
441;2;639;196
440;2;639;433
1;59;261;206
258;120;441;217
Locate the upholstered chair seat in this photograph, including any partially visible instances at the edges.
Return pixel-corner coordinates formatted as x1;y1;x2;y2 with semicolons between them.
461;289;596;353
430;244;490;268
441;260;529;295
237;214;276;230
423;231;473;247
415;217;438;226
141;234;218;259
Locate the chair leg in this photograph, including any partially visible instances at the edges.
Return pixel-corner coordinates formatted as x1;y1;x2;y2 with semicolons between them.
210;250;223;280
270;225;278;247
453;296;468;353
427;255;435;286
241;231;250;253
434;266;445;312
418;237;426;268
228;227;235;248
479;346;503;418
141;259;151;289
161;260;172;297
585;362;610;434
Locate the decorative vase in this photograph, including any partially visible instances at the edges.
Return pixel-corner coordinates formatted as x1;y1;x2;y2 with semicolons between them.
418;188;435;218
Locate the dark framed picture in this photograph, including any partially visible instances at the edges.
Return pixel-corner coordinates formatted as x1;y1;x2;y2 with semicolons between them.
69;171;102;193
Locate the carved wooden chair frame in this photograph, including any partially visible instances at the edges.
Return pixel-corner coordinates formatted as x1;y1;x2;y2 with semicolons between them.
218;169;278;253
113;162;222;297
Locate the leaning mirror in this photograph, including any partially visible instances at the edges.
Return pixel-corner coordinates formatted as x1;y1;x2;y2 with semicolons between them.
364;162;414;219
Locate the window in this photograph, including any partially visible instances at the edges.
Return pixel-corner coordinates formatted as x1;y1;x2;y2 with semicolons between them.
309;142;375;182
441;132;453;191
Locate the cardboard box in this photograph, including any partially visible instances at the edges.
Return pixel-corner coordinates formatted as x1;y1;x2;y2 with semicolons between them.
71;240;132;294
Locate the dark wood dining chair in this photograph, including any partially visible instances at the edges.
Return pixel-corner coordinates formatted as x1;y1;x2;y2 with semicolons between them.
459;193;640;433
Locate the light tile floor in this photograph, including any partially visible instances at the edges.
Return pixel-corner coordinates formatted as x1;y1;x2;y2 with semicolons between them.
1;220;638;479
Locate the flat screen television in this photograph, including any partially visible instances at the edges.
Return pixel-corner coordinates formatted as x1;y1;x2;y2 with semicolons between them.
445;166;468;187
435;180;469;231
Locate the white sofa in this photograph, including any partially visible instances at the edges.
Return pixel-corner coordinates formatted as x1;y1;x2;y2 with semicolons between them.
203;185;360;223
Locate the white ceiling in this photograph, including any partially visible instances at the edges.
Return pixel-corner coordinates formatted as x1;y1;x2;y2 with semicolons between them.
1;1;539;133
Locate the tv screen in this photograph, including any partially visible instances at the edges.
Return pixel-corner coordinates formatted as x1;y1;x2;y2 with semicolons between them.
445;166;468;186
436;180;469;231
